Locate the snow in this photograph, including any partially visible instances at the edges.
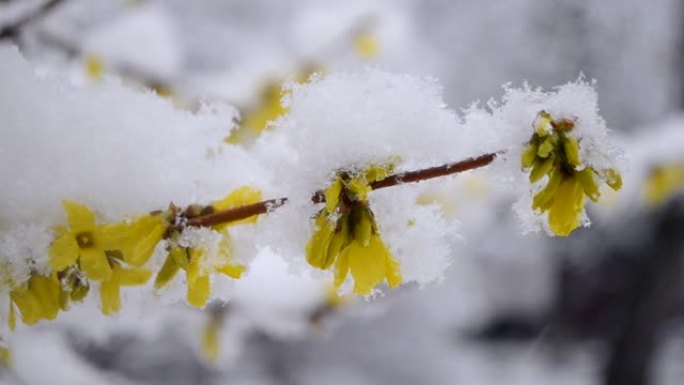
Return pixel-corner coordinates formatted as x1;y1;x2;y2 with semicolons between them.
252;69;620;283
0;39;626;309
0;6;640;379
81;4;184;81
0;45;271;222
0;45;271;318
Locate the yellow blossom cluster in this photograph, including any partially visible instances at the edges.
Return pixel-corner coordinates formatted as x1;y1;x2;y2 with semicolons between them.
47;200;167;316
521;111;622;236
306;163;402;295
227;68;319;144
643;163;684;206
3;109;629;335
7;186;262;329
154;186;261;308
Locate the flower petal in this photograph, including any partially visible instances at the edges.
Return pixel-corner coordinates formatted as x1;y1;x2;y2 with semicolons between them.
217;263;245;279
384;254;402;289
186;250;211;308
100;275;121;315
80;248;112;281
97;215;166;267
29;275;61;320
306;211;335;269
154;255;180;290
212;186;263;230
117;267;152;286
563;136;581;167
187;274;210;308
549;177;585;236
201;320;220;363
48;234;79;271
334;248;350;288
130;222;166;266
324;179;342;213
10;285;42;325
62;200;96;233
576;168;600;202
347;239;386;295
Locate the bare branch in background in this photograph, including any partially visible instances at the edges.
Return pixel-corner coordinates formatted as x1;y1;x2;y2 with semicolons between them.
34;28;173;92
0;0;66;40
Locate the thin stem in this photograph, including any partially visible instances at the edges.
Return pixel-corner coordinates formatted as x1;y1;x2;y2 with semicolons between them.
186;152;498;228
185;198;287;228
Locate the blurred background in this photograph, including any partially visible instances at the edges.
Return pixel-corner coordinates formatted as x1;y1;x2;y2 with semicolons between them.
2;0;684;384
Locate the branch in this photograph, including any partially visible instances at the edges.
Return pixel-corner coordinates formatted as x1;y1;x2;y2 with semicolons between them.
0;0;66;40
186;152;498;228
34;29;172;91
311;151;498;202
185;198;287;228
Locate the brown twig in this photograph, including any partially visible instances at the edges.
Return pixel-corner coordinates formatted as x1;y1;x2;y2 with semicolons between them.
185;198;288;228
187;152;498;228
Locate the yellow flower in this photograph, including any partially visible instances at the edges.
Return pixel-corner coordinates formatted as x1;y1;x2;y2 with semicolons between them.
84;55;103;81
226;68;318;144
306;163;403;295
201;311;223;364
49;201;167;280
185;249;212;308
155;241;246;309
0;344;10;368
154;187;260;308
102;213;168;267
522;111;622;236
322;281;350;309
48;201;114;280
8;273;62;328
44;201;165;316
335;236;401;295
354;31;380;60
201;319;220;364
643;163;684;206
547;173;585;236
6;264;97;329
239;83;289;137
100;258;151;315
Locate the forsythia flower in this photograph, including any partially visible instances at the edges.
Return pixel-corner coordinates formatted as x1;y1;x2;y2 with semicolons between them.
49;200;117;280
200;306;225;364
84;55;104;81
7;267;92;329
227;68;319;144
354;30;380;59
309;283;351;327
48;200;167;314
522;111;622;236
100;257;151;315
0;344;10;368
201;317;221;364
49;201;166;279
228;82;289;144
306;163;402;295
166;245;243;308
643;163;684;206
155;186;261;308
9;274;61;328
